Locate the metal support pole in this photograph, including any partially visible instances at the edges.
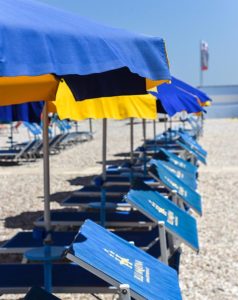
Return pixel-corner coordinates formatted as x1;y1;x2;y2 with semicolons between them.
42;103;51;239
164;117;168;145
75;121;78;133
42;103;52;292
119;284;131;300
142;119;147;176
142;119;146;143
130;118;134;165
101;119;107;226
89;118;93;134
10;123;13;148
153;120;157;153
158;221;168;264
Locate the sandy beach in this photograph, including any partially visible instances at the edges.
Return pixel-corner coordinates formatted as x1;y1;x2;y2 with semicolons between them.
0;118;238;299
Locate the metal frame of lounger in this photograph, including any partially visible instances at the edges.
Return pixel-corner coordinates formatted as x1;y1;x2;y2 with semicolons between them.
34;134;66;157
61;194;128;209
0;228;161;256
73;185;130;197
34;211;155;228
61;185;169;209
0;263;114;295
0;140;38;162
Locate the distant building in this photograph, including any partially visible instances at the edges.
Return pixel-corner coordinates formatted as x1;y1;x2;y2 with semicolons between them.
199;85;238;118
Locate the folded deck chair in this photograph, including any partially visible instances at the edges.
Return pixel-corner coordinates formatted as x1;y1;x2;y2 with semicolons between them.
0;263;112;295
149;162;202;216
149;159;197;190
24;286;60;300
34;210;154;228
125;178;199;253
66;219;182;300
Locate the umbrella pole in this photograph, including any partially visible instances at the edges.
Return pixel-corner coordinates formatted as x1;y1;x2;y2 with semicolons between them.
169;117;173;140
43;103;51;239
42;103;52;292
130;118;134;183
153;119;157;153
142;119;147;176
101;118;107;227
130;118;134;165
89;118;93;134
164;117;168;145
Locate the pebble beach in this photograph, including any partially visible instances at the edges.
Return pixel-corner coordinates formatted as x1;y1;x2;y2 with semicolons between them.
0;118;238;300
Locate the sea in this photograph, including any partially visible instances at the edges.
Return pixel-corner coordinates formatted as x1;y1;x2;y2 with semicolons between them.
200;85;238;118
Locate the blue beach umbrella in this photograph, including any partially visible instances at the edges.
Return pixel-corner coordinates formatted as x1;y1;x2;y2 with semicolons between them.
0;102;44;148
0;102;44;124
172;77;212;105
150;82;206;117
0;0;170;107
0;0;172;293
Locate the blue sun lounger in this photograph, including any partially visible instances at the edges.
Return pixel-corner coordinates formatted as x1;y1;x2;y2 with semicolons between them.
149;161;202;216
176;139;207;165
34;210;155;228
178;131;207;157
153;148;197;174
149;159;197;190
0;140;38;162
66;219;182;300
125;179;199;253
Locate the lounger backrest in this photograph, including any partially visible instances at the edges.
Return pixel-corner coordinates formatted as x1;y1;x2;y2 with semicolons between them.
126;183;199;251
67;219;182;300
178;131;207;157
15;140;38;159
150;159;197;190
149;162;202;216
158;148;197;173
176;140;207;164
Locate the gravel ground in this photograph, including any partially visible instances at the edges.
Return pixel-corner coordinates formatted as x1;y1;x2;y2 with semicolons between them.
0;118;238;299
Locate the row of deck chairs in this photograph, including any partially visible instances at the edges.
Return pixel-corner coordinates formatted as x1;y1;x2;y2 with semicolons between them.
0;120;93;163
0;116;207;299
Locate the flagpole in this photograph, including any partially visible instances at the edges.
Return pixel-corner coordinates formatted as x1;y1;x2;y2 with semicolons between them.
199;40;203;87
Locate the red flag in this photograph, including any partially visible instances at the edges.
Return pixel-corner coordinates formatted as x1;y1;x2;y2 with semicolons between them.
200;41;209;71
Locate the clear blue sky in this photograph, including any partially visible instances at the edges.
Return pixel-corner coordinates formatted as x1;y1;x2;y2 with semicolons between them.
39;0;238;87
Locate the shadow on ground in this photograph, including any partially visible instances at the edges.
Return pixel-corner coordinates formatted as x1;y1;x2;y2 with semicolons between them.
4;209;77;230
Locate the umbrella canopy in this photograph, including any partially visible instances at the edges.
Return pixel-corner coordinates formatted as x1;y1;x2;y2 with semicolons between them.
150;82;206;116
50;83;158;120
0;102;44;123
172;77;212;105
0;0;170;108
